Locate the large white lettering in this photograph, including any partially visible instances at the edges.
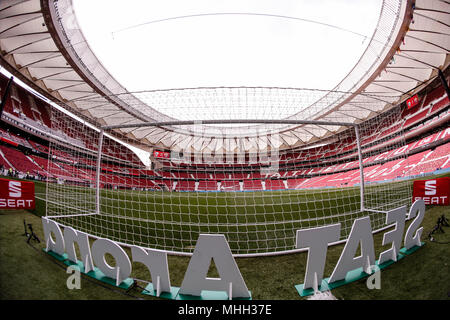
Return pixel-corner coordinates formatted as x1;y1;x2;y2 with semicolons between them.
42;200;426;299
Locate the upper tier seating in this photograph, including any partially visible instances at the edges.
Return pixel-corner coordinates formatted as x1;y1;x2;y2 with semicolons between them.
1;73;449;191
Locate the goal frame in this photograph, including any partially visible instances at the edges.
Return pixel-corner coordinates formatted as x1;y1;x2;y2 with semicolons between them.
94;119;368;256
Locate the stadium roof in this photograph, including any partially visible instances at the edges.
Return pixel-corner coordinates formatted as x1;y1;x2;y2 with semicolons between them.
0;0;449;155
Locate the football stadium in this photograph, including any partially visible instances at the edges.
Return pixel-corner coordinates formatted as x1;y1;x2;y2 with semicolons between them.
0;0;449;303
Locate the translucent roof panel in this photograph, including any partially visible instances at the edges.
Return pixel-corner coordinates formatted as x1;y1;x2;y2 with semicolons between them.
73;0;382;95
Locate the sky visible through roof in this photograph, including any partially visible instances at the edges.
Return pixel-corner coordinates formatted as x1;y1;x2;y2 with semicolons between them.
73;0;382;92
72;0;383;128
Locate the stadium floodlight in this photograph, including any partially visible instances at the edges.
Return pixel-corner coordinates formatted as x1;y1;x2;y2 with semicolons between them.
45;105;411;257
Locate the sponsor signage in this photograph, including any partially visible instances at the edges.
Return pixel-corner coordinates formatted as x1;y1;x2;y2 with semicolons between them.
42;200;427;300
406;94;419;109
413;178;450;205
0;178;35;209
153;150;170;159
294;200;426;296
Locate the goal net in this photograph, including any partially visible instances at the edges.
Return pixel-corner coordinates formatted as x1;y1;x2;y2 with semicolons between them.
45;95;412;256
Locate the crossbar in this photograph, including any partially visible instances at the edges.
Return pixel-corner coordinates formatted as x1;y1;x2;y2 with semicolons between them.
101;119;356;130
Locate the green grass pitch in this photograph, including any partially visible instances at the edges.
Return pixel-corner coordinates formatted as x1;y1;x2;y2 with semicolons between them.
42;177;411;254
1;174;449;300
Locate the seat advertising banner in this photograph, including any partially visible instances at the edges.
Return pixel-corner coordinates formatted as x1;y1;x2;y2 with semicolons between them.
412;177;450;205
0;178;35;209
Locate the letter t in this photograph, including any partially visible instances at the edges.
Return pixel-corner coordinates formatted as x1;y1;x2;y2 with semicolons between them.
296;224;341;290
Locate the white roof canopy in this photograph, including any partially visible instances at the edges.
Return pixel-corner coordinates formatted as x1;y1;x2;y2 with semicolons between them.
0;0;448;155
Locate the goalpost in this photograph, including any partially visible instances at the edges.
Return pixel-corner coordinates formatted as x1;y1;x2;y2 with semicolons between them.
37;0;414;256
44;105;412;256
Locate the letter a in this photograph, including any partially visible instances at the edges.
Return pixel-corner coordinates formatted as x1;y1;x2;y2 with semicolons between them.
329;217;375;284
66;266;81;290
366;266;381;290
179;234;250;299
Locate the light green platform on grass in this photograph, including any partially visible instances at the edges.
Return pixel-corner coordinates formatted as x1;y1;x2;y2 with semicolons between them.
43;249;134;290
85;267;134;290
140;283;252;300
42;249;68;262
400;242;425;255
141;283;180;300
176;290;252;301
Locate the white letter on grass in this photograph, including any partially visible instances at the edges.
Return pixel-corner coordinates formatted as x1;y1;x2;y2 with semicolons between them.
91;238;132;285
404;199;426;250
64;226;94;272
296;223;341;289
378;206;406;265
42;218;65;256
329;216;375;284
131;246;172;294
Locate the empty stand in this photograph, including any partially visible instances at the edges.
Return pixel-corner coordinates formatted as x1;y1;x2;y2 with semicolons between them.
1;72;449;192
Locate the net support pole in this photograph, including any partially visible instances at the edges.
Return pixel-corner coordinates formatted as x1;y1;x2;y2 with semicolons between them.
95;129;104;215
354;125;365;211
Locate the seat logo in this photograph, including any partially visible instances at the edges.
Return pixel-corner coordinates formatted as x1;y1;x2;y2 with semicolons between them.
9;181;21;198
424;180;436;195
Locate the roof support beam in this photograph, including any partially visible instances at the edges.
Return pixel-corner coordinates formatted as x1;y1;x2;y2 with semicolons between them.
102;119;356;130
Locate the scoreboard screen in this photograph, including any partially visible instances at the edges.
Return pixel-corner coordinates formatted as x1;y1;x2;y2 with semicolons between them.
153;150;170;159
406;94;419;109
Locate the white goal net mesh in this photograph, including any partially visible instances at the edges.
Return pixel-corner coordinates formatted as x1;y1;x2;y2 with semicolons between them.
45;98;412;256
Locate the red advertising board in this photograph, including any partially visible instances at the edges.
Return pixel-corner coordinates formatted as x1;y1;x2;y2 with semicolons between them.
0;136;18;147
412;177;450;205
0;178;35;209
406;95;419;109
